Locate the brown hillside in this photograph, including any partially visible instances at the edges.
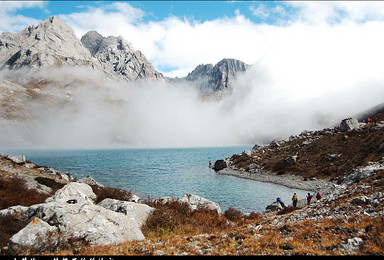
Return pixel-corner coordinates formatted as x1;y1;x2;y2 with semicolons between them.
229;122;384;184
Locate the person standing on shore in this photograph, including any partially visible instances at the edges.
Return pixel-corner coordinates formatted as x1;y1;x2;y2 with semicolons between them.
316;192;322;201
306;193;312;205
292;193;298;207
276;197;286;208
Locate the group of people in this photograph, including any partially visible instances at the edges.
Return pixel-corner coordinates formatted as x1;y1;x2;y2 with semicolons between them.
365;116;378;126
276;192;322;208
303;192;322;206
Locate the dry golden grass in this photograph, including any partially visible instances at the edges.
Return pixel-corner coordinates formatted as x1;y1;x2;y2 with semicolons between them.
51;202;384;256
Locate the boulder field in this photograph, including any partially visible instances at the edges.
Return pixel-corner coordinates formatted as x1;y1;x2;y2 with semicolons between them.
0;180;219;254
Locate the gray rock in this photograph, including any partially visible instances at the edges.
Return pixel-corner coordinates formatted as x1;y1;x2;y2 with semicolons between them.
265;202;283;212
341;162;384;187
270;140;280;148
186;58;249;92
8;182;147;250
350;195;369;205
27;201;144;246
44;182;96;204
181;193;221;215
242;150;252;157
6;154;26;164
213;159;227;171
97;198;154;228
251;144;262;153
285;155;298;165
78;175;104;188
157;196;180;205
339;117;360;132
0;205;29;216
341;237;363;253
129;194;141;203
8;217;59;254
157;194;222;215
0;17;97;70
327;153;341;161
81;30;164;82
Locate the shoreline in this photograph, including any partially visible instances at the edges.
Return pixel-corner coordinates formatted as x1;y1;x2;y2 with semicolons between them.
217;167;337;196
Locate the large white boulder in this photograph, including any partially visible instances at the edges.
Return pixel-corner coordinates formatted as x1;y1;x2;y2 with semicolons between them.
339;117;360;132
6;154;26;164
45;182;96;204
181;193;222;215
157;193;222;215
8;182;146;252
98;198;154;228
8;217;59;254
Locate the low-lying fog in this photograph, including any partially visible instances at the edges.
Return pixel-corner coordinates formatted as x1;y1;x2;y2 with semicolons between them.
1;57;383;150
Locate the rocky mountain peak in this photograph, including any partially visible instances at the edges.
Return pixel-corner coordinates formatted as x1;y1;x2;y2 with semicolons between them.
0;16;164;82
0;16;247;90
186;58;249;92
81;30;164;82
79;31;104;56
0;16;96;69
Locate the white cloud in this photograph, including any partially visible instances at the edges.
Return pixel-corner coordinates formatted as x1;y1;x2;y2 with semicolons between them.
249;3;287;20
250;4;270;19
2;1;384;148
51;1;384;79
0;1;45;32
58;2;145;37
286;1;384;25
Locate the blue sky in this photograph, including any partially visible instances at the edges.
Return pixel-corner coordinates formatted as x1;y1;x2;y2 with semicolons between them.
2;1;384;78
9;1;290;25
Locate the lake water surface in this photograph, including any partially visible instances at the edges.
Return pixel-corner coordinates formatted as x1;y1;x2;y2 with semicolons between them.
4;146;309;213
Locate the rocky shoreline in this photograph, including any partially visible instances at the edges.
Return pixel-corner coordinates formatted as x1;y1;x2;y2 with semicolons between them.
217;167;337;196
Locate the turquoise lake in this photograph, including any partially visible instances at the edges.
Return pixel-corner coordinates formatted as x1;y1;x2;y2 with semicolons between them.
4;146;309;213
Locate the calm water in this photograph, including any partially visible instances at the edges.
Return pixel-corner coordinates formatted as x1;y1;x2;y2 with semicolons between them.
4;147;309;213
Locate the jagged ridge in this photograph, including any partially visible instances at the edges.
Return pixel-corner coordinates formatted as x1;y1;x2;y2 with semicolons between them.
186;58;249;92
0;16;246;91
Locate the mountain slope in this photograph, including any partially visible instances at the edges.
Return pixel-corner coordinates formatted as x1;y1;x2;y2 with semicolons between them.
224;118;384;184
0;16;164;83
0;17;98;69
186;58;249;92
0;16;248;92
81;30;165;82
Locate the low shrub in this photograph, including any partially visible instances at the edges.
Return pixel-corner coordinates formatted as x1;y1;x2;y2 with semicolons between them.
0;214;30;252
277;206;299;215
0;177;50;210
142;199;230;239
35;177;65;191
91;186;133;204
224;207;243;222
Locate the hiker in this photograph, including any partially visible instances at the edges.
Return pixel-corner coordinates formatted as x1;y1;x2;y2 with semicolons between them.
306;193;312;205
374;117;378;125
276;197;286;208
316;192;322;201
209;161;212;167
368;117;372;125
292;193;298;207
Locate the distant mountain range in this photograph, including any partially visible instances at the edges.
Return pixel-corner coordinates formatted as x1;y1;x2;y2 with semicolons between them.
0;16;248;92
